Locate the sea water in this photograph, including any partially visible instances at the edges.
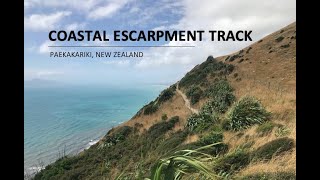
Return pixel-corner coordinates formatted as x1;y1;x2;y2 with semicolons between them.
24;84;165;175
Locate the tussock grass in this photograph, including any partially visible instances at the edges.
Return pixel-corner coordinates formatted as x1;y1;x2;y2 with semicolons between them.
205;79;235;113
226;96;270;131
252;137;294;161
213;149;251;175
256;121;275;136
150;143;222;180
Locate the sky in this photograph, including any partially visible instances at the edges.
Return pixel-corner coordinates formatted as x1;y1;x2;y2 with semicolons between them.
24;0;296;86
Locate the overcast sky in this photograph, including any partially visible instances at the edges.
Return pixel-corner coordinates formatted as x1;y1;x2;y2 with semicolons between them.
24;0;296;86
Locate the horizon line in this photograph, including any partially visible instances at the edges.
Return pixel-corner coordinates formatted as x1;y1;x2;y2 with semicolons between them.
48;45;195;48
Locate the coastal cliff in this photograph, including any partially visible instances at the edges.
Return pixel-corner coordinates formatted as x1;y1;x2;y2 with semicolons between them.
34;22;296;180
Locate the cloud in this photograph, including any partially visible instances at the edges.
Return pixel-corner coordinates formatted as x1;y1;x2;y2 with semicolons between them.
129;6;140;13
102;60;131;67
37;71;64;77
135;0;296;69
24;11;72;31
24;0;100;11
39;40;55;54
24;0;130;20
87;0;131;19
125;0;183;26
65;22;86;31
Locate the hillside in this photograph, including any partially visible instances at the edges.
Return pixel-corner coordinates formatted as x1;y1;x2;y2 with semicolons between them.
33;22;296;180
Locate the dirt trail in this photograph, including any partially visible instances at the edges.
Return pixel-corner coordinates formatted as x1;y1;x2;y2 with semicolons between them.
176;82;199;114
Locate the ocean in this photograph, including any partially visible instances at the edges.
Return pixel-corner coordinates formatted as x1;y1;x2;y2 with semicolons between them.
24;84;165;175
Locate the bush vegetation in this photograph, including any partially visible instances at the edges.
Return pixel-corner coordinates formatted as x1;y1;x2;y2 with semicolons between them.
143;85;176;115
144;101;159;115
156;130;188;154
158;87;175;103
213;149;251;174
197;132;228;155
33;49;294;179
275;36;284;42
256;121;275;136
205;79;236;113
186;85;203;105
179;56;234;88
281;44;290;48
226;96;271;131
34;116;183;180
151;143;222;180
103;126;133;147
186;112;219;133
252;137;294;161
147;116;179;140
161;114;168;121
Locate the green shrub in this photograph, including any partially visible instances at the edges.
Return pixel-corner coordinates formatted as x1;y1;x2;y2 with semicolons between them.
275;36;284;42
213;149;251;174
199;132;223;145
161;114;168;121
197;132;228;155
156;130;188;154
186;85;203;105
239;171;296;180
221;119;231;130
143;86;175;115
226;96;270;131
205;80;235;113
226;64;235;74
252;137;294;161
158;88;175;103
196;108;220;133
186;113;201;132
144;101;159;115
228;54;243;62
147;116;179;140
280;44;290;48
179;56;234;88
246;47;252;54
256;121;275;136
186;112;219;133
104;126;133;147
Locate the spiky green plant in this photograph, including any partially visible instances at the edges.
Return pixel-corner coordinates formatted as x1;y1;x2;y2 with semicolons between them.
226;96;270;131
186;112;219;132
149;143;223;180
275;126;291;137
205;80;235;113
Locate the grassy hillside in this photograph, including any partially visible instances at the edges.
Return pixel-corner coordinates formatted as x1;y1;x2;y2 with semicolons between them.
33;22;296;180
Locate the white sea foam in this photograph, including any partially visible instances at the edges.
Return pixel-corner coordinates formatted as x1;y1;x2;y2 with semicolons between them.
27;166;44;172
24;166;45;179
86;139;99;149
89;140;99;146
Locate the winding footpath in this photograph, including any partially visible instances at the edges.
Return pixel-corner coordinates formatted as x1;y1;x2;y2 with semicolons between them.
176;82;199;114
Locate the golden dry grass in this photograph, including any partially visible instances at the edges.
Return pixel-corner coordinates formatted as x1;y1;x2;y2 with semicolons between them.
106;22;296;177
117;91;192;133
220;22;296;176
